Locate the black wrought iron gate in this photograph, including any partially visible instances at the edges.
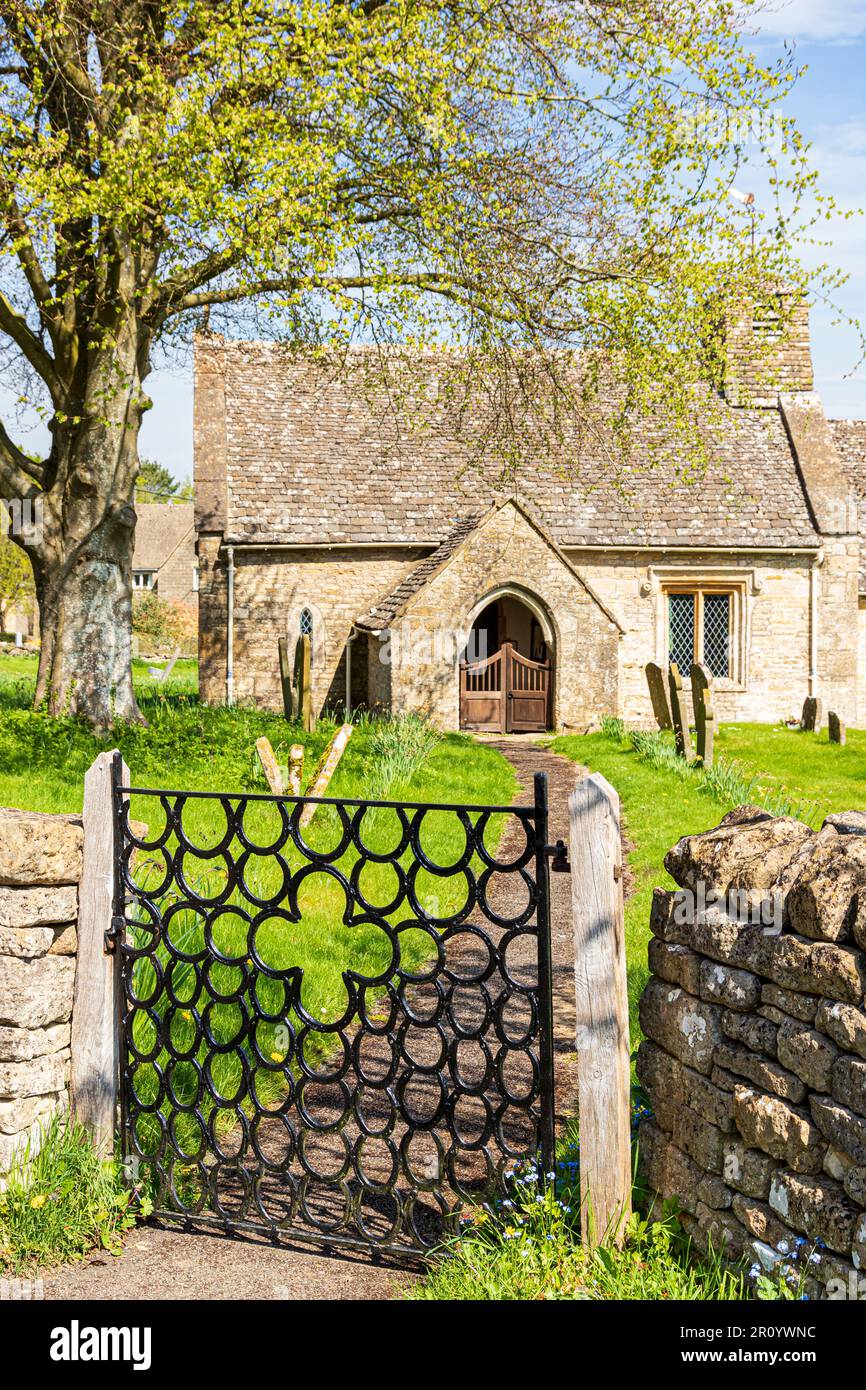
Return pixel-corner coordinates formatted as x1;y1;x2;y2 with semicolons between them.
113;756;557;1260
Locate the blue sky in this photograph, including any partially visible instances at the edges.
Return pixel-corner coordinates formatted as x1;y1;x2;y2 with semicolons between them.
4;1;866;483
752;0;866;419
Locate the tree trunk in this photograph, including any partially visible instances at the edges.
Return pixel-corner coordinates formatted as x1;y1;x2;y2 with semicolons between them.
33;499;141;728
29;305;150;730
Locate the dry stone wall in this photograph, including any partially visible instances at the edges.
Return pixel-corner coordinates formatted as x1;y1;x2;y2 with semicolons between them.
638;806;866;1298
0;808;83;1173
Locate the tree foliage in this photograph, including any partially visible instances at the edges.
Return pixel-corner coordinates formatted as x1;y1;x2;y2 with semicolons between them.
135;457;192;503
0;0;851;721
0;3;844;434
0;524;34;629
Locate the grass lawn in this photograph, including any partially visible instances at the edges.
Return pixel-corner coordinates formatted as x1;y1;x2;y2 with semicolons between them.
552;719;866;1036
552;729;728;1032
717;722;866;827
0;647;199;703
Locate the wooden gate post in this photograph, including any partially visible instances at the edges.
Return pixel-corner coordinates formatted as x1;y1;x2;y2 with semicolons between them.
70;750;126;1154
569;772;632;1246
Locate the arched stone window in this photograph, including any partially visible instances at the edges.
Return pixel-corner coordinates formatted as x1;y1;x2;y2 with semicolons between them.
299;606;314;662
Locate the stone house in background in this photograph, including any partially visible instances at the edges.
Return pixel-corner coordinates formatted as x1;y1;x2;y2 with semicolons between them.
193;302;866;732
132;503;198;612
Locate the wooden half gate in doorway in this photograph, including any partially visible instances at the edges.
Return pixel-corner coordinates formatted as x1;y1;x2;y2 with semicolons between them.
459;641;551;733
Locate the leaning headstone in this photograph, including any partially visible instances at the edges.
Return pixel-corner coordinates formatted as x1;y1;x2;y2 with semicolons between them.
645;662;673;730
828;711;846;746
801;696;822;733
690;662;715;769
667;663;693;761
278;637;296;721
299;725;353;828
255;737;284;795
148;646;181;685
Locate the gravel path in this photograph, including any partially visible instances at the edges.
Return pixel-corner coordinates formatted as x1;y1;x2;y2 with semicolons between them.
481;738;583;1124
45;739;583;1303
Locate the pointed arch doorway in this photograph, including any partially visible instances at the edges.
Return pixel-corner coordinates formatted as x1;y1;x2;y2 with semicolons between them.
459;588;554;733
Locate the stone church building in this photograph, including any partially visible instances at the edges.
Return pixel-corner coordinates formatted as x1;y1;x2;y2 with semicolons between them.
194;306;866;733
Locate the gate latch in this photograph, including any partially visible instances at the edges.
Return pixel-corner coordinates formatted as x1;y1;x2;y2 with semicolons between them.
546;840;570;873
104;915;124;955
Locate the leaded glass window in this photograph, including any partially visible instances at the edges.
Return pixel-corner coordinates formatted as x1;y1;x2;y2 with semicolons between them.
668;593;695;673
667;589;733;680
299;607;314;665
703;593;730;678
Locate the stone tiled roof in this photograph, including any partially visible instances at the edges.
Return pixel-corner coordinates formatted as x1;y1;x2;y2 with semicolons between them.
355;499;625;632
830;420;866;592
133;503;194;572
211;341;824;550
355;514;483;631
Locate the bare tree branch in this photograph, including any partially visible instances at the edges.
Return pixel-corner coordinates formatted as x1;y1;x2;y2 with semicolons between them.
0;293;64;402
168;270;492;314
0;416;43;494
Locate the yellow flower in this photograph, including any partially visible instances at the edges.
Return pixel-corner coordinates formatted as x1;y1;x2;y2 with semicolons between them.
270;1051;285;1063
181;1010;192;1021
30;1193;47;1209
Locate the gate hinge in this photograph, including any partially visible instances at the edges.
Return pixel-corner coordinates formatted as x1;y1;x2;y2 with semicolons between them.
104;915;124;954
546;840;570;873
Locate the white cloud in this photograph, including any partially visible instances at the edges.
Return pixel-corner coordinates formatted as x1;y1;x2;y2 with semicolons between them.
753;0;866;41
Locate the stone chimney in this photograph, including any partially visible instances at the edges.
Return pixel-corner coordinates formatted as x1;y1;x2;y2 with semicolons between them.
722;287;813;407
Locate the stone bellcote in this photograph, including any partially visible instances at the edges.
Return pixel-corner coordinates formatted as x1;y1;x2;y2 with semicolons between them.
722;288;813;407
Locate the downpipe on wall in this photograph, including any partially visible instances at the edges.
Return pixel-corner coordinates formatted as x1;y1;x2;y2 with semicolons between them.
810;548;824;698
226;544;235;707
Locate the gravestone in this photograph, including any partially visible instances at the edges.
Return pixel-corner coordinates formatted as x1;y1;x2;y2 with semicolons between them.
667;663;693;761
299;724;354;828
828;711;846;746
294;633;313;732
278;637;295;721
690;662;715;769
645;662;673;730
288;743;305;796
801;696;822;733
255;736;284;795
